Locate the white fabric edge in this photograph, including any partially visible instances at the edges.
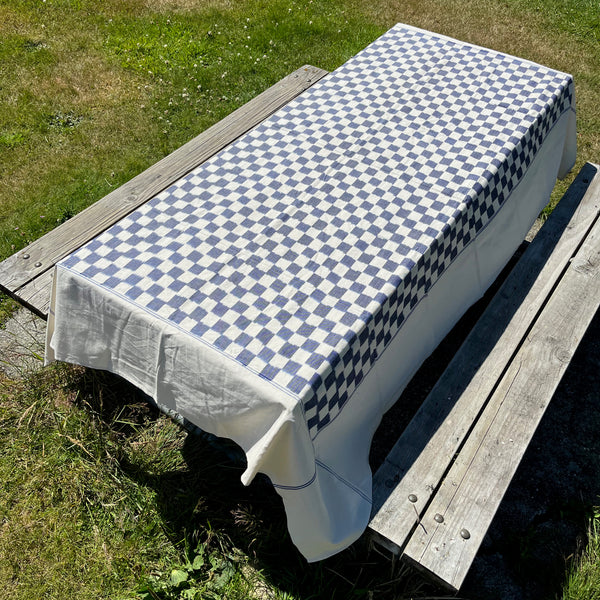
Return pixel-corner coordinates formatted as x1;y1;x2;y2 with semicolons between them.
45;266;316;488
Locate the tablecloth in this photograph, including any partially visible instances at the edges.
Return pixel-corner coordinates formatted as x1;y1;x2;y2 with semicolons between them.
46;23;576;561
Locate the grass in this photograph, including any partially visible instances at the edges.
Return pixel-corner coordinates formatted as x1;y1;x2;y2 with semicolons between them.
0;0;598;255
0;363;435;599
562;509;600;600
0;0;599;598
0;0;382;258
0;366;181;599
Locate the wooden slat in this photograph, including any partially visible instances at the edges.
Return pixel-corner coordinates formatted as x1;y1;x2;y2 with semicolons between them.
0;65;328;299
403;200;600;590
369;163;600;551
14;268;54;319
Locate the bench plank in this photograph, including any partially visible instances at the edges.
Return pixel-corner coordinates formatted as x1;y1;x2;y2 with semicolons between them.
403;194;600;589
369;163;600;556
0;65;328;311
14;268;54;319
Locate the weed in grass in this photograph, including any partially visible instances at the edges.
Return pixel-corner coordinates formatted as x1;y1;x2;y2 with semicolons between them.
0;2;159;257
136;541;253;600
46;110;84;130
0;130;27;149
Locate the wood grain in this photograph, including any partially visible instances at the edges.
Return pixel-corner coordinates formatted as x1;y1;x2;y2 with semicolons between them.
403;196;600;590
0;65;328;302
369;163;600;553
15;269;54;319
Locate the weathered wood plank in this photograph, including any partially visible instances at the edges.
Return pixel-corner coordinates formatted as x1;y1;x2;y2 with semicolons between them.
14;268;54;319
369;163;600;551
403;203;600;590
0;65;328;297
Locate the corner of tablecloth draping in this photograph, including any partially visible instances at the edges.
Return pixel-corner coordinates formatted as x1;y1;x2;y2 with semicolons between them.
274;457;373;562
240;402;315;488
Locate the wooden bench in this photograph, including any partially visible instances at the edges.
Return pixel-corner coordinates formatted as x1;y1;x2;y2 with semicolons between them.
369;161;600;590
1;65;598;592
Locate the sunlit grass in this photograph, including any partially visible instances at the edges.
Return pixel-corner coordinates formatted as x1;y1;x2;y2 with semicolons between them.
0;3;156;257
2;0;598;258
0;0;382;259
562;509;600;600
2;0;599;257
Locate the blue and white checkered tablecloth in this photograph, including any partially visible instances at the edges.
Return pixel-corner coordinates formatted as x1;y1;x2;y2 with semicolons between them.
48;23;576;560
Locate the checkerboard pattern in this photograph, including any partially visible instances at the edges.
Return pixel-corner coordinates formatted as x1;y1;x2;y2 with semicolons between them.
60;24;574;438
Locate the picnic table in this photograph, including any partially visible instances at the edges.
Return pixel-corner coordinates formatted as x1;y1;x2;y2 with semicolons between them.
3;23;587;585
43;24;577;562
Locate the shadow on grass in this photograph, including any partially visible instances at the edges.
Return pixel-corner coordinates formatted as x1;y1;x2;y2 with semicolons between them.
459;308;600;600
66;367;439;599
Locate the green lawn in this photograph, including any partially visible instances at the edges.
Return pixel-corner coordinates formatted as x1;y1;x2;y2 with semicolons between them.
1;0;599;598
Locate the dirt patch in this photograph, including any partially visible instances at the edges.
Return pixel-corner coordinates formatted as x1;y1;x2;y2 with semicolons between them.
0;308;46;379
